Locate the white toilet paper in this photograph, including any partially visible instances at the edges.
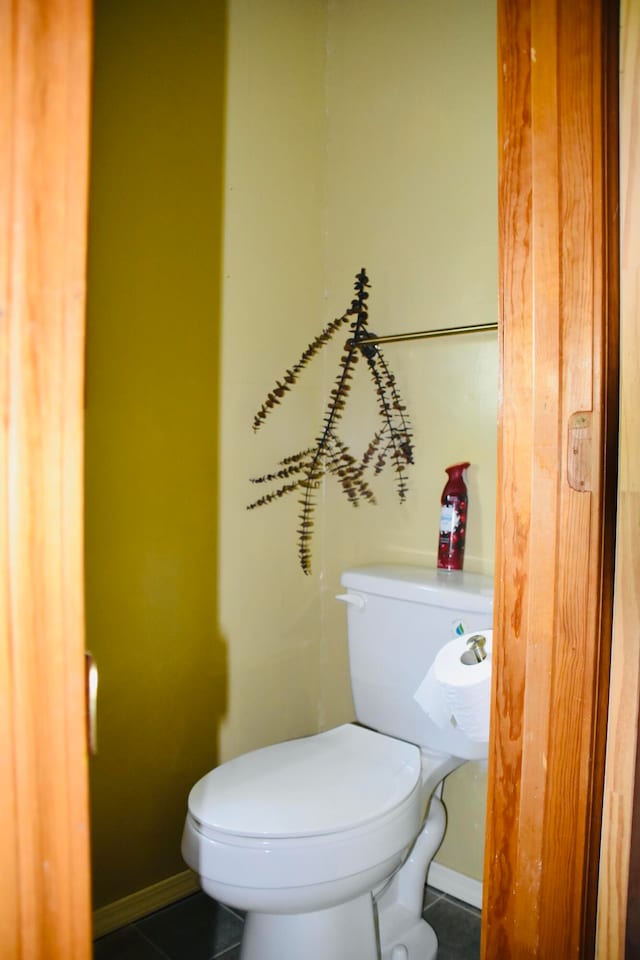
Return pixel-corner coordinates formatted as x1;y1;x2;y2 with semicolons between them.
414;630;492;742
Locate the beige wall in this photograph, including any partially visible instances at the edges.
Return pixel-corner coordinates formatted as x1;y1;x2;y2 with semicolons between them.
318;0;497;735
216;0;328;762
221;0;497;878
87;0;496;909
322;0;497;877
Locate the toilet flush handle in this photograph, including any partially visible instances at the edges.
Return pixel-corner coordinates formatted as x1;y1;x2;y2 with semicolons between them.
335;592;366;610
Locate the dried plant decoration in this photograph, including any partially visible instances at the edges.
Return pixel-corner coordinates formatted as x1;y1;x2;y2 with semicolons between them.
248;269;414;574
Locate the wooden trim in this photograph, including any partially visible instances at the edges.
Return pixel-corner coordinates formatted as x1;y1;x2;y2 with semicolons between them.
0;7;20;954
596;2;640;955
483;1;619;956
0;0;92;957
92;871;200;939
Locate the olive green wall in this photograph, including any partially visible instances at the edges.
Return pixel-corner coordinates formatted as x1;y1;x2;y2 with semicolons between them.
87;0;496;910
85;0;227;908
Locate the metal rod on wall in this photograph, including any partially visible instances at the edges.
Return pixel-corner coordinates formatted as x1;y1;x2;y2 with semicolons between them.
348;321;498;348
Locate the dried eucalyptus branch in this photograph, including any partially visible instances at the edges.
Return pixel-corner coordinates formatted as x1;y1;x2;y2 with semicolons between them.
252;313;354;432
248;269;414;574
362;348;414;499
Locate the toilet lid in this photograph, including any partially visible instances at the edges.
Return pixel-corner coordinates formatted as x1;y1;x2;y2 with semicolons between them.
188;724;421;839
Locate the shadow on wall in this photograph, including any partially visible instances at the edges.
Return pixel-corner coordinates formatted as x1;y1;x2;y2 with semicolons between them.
85;0;228;910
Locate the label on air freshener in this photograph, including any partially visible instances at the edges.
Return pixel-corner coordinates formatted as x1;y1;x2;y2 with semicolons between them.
439;505;458;533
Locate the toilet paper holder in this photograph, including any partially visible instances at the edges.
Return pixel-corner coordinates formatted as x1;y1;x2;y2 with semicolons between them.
460;633;488;665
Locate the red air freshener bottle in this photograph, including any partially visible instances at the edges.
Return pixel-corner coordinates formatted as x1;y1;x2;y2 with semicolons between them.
437;462;470;571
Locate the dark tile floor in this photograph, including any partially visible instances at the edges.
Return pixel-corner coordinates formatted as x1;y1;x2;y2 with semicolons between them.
93;887;480;960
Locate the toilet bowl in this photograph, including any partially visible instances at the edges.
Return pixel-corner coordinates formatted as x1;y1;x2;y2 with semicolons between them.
182;564;493;960
183;725;422;911
182;723;461;960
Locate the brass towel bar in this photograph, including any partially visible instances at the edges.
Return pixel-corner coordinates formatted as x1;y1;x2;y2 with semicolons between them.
348;321;498;348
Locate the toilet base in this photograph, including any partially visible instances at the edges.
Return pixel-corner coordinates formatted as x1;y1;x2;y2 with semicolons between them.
236;893;438;960
379;906;438;960
239;893;378;960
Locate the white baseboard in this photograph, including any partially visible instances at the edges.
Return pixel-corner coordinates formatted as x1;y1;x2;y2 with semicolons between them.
427;861;483;910
93;869;200;938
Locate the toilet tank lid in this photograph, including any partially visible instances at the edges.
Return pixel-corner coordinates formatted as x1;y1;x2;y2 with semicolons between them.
341;565;493;613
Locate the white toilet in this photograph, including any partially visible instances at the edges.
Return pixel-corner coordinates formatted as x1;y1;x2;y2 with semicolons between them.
182;564;493;960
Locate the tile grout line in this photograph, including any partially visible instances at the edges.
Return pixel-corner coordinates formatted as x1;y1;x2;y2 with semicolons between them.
130;923;175;960
221;904;245;923
441;894;482;919
424;887;447;910
423;892;481;922
213;903;244;957
211;944;242;960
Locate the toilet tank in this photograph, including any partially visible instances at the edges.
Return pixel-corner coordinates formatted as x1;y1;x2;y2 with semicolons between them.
340;564;494;760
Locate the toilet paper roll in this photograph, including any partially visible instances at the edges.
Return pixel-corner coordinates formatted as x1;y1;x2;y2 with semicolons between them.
414;630;492;742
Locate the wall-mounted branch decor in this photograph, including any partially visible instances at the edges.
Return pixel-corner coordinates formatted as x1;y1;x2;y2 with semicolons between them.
248;269;414;574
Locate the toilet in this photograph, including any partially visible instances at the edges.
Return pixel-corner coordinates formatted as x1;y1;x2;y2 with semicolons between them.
182;564;493;960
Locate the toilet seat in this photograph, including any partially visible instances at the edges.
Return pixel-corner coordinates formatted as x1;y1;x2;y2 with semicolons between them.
188;723;421;840
183;724;424;895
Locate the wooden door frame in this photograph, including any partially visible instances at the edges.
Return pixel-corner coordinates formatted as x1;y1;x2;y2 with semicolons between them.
597;1;640;955
483;0;620;956
0;0;93;957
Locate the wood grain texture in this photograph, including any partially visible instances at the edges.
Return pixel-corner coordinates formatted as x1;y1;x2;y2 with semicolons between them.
0;0;92;957
0;9;20;957
596;1;640;955
483;1;619;956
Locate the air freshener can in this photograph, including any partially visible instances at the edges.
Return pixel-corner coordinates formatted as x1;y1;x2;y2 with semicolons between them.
437;462;470;571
